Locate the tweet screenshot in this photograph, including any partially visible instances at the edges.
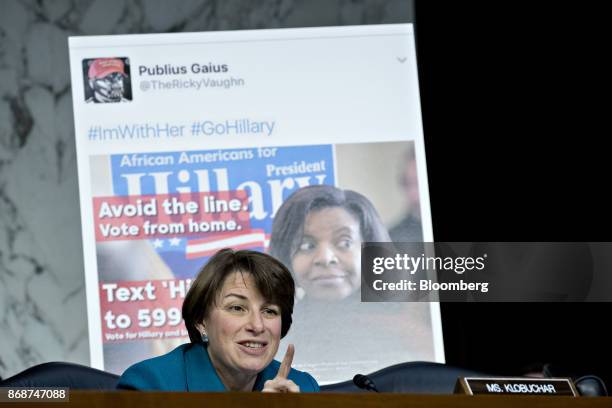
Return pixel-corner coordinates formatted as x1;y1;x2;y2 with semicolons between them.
69;24;443;383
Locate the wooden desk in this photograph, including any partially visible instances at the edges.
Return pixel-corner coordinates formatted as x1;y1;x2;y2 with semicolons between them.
9;391;610;408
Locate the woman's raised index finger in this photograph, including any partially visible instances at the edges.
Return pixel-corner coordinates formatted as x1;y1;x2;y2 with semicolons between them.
277;344;295;379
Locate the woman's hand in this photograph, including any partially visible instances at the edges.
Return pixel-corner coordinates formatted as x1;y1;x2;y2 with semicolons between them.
262;344;300;393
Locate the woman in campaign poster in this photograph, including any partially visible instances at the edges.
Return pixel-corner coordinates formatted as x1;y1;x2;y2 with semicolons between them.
269;185;389;302
269;184;433;381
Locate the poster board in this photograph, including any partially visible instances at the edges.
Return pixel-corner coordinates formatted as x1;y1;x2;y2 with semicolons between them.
68;24;443;383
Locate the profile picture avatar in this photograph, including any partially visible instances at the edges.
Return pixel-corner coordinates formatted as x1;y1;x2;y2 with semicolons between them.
83;57;132;103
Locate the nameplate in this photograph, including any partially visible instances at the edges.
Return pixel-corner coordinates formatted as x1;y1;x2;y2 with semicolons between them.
455;377;578;396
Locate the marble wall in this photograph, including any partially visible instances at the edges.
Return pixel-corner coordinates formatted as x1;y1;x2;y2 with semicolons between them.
0;0;414;379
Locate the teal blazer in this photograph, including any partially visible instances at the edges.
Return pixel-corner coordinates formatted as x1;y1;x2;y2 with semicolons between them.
117;343;320;392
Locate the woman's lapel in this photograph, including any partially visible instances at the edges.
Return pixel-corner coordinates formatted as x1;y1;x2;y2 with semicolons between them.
184;343;227;391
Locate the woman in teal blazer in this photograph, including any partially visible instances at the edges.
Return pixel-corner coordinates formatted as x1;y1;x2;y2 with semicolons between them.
117;342;319;391
117;249;319;392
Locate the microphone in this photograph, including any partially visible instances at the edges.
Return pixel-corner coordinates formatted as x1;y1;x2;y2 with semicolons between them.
353;374;379;392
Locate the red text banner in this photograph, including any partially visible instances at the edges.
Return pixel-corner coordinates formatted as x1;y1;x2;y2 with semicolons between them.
99;279;193;343
93;191;250;241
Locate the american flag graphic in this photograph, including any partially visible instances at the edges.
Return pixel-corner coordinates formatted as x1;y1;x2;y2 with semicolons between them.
185;230;270;259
